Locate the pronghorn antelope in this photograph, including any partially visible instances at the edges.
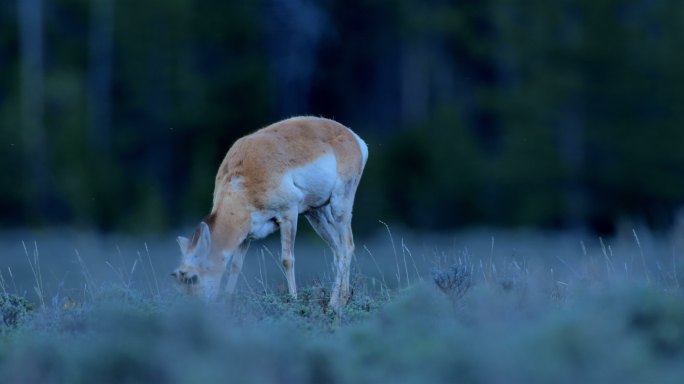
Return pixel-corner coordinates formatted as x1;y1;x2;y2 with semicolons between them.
172;116;368;309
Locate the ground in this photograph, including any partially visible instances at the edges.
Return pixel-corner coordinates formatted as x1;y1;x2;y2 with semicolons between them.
1;226;683;383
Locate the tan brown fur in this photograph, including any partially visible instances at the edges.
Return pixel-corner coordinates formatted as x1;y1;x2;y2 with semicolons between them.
174;116;367;308
214;116;363;210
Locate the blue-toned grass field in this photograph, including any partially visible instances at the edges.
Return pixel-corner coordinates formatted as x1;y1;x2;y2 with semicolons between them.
1;226;684;383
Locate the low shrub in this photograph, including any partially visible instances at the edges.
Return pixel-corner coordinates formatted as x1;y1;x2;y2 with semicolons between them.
0;294;33;333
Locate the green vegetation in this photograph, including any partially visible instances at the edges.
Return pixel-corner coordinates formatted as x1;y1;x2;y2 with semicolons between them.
3;1;684;233
1;229;684;383
0;294;34;333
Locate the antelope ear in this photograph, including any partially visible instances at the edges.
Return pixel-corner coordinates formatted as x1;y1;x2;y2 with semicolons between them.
197;221;212;254
177;236;191;254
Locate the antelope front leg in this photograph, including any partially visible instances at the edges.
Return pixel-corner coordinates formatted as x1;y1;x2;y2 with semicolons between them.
279;212;298;299
224;240;250;295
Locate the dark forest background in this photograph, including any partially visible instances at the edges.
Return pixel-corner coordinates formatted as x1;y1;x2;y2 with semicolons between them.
2;0;684;235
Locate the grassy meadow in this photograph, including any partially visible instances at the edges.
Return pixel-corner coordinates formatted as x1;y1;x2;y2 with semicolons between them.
1;225;684;383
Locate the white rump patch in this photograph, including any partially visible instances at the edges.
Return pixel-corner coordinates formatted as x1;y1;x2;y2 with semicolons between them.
347;127;368;168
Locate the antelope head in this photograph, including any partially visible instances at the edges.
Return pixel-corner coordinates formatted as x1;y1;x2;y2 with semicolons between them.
172;222;225;301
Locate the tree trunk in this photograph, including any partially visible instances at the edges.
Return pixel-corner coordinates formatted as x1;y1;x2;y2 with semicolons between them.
558;102;587;229
18;0;48;219
88;0;114;153
266;0;325;117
